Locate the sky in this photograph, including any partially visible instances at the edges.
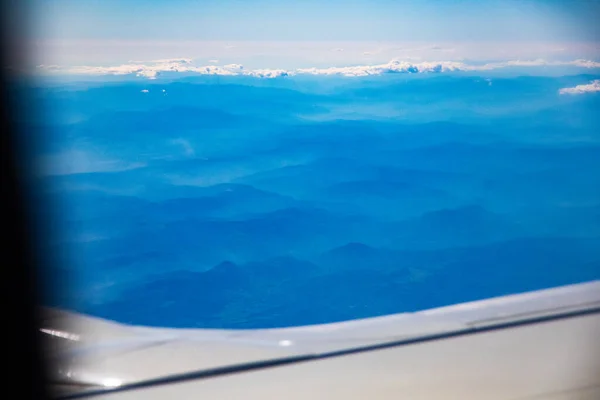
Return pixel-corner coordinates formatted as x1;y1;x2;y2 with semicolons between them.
13;0;600;69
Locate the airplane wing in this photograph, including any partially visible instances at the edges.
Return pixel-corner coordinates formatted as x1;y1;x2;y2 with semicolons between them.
42;280;600;400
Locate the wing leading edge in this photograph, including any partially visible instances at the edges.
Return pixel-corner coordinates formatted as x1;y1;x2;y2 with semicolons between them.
42;280;600;399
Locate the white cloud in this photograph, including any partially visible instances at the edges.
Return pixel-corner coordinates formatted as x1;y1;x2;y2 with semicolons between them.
331;48;344;52
223;63;244;71
296;60;467;76
568;59;600;68
559;80;600;95
171;138;195;156
481;58;600;70
130;58;193;64
247;69;289;78
140;89;149;93
37;149;146;176
209;59;219;63
34;58;600;79
151;58;193;64
37;64;61;70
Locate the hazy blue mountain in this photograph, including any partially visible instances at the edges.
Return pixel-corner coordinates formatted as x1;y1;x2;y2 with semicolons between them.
86;236;600;328
31;73;600;328
315;179;459;220
384;205;525;250
318;243;400;272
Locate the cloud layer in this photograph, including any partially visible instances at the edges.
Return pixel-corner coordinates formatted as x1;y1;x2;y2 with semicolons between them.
559;80;600;95
34;58;600;79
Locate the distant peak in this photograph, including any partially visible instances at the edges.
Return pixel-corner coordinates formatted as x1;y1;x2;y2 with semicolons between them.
326;242;376;255
418;205;500;227
212;261;238;271
342;242;373;250
425;205;487;217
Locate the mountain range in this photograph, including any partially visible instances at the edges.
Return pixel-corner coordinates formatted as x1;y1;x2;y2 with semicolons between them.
31;73;600;328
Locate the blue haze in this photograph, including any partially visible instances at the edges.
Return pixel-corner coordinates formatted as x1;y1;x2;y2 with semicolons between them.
28;71;600;328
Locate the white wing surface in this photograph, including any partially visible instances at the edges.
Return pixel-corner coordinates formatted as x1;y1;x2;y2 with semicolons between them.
43;280;600;399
